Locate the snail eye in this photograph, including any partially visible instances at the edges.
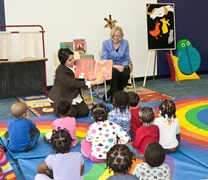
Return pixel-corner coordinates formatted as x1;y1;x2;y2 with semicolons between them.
186;41;191;46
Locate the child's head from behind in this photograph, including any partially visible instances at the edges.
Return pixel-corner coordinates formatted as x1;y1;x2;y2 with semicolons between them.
56;99;72;116
128;91;140;107
159;99;176;119
106;144;135;174
144;142;165;167
51;128;73;153
139;107;154;123
91;103;109;122
11;102;27;118
112;90;130;113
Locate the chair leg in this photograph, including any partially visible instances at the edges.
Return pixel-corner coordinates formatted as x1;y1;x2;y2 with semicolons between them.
96;85;99;97
104;81;107;102
90;87;93;104
132;73;136;93
95;81;108;102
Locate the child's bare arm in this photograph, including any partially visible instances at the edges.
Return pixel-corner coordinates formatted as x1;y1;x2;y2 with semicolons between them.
80;164;84;176
37;161;48;174
37;161;53;178
25;110;35;124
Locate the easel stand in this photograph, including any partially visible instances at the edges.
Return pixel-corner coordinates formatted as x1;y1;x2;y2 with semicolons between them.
143;50;156;87
143;50;179;87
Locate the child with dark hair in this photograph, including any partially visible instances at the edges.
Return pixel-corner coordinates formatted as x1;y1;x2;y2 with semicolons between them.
106;144;139;180
44;99;78;147
132;142;171;179
48;48;104;117
126;107;159;160
4;102;40;152
154;99;180;153
108;90;131;134
81;103;129;163
35;129;84;180
128;91;142;141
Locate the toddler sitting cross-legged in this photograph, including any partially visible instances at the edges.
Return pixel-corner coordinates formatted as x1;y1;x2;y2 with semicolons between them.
81;103;129;163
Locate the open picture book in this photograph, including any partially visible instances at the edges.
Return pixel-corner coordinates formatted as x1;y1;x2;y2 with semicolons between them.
74;59;113;80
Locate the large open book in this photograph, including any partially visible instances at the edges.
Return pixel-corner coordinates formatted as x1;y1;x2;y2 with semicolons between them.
74;59;113;80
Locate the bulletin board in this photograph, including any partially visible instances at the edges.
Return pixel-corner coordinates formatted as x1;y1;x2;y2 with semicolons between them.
146;3;176;50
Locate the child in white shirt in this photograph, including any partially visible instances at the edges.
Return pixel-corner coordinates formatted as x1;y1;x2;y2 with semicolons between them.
154;99;180;153
133;142;171;180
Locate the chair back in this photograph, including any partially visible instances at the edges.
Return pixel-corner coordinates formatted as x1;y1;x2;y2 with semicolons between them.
73;51;80;60
53;51;80;77
98;50;102;59
129;60;133;72
53;52;60;68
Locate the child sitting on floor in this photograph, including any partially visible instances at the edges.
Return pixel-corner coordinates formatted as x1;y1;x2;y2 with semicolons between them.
132;142;171;179
127;91;142;141
35;128;84;180
106;144;139;180
154;99;180;153
44;99;78;147
108;90;131;134
126;107;159;160
4;102;40;152
81;103;129;163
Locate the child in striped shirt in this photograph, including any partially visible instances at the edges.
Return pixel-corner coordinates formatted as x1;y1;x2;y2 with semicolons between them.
35;129;84;180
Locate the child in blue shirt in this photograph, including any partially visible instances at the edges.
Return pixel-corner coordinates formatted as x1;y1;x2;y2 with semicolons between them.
108;90;131;134
4;102;40;152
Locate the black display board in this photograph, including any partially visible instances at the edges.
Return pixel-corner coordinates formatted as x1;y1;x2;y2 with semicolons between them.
0;60;45;98
146;3;176;50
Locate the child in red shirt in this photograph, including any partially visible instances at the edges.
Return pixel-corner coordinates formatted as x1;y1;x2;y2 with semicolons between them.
128;92;142;141
126;107;159;160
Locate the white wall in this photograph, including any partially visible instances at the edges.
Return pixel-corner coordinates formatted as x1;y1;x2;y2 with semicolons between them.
4;0;156;86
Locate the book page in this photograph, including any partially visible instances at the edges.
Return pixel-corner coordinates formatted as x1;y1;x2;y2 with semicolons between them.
93;60;113;80
74;59;95;80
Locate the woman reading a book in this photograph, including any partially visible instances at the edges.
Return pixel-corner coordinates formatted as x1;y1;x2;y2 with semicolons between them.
48;48;104;117
101;26;130;101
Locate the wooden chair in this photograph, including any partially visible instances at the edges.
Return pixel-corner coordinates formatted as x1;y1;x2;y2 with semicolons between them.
53;52;59;78
127;60;136;93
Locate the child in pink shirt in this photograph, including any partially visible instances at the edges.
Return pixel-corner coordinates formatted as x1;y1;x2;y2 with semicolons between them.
44;99;78;147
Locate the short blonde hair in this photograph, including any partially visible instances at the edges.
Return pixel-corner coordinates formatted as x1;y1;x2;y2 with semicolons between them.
110;26;124;39
11;102;27;118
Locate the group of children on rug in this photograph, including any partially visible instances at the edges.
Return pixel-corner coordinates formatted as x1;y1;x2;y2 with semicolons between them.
2;90;180;180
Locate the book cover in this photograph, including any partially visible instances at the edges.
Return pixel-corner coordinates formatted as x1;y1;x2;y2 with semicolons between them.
74;59;112;80
73;39;86;51
60;42;73;51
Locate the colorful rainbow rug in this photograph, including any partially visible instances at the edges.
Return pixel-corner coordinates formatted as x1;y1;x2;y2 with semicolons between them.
1;95;208;179
16;86;171;116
